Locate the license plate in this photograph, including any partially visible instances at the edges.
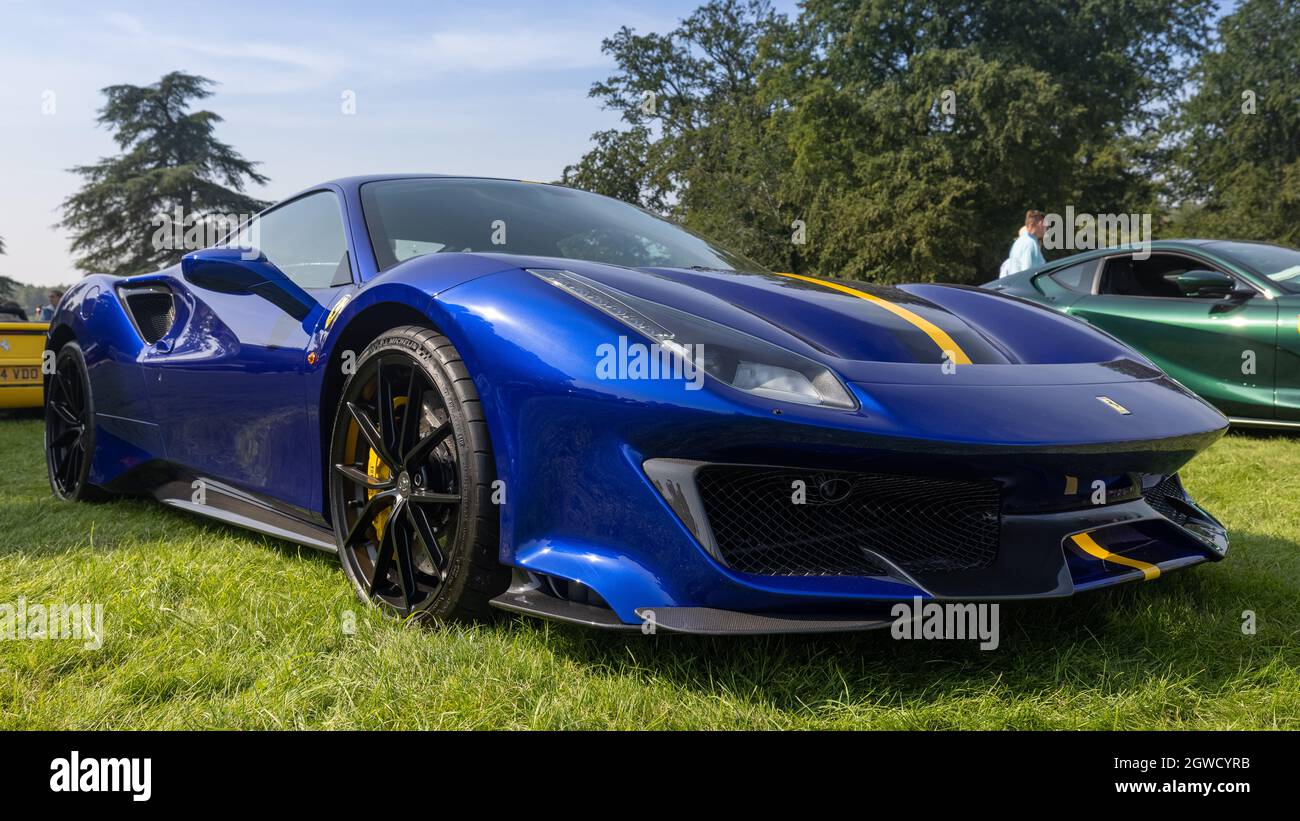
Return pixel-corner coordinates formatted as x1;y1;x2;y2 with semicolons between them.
0;366;40;384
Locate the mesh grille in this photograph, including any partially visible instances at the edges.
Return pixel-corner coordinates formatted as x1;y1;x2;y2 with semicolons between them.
125;292;176;344
696;466;1001;577
1143;474;1189;525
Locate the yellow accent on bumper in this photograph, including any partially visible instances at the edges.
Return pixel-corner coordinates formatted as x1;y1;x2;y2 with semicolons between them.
775;273;973;365
1070;531;1161;581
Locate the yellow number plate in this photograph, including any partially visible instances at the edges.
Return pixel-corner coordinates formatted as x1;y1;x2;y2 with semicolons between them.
0;366;41;384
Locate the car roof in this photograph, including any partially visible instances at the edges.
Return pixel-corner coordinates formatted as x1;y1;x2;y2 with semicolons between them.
324;173;544;191
1035;239;1234;266
274;174;563;210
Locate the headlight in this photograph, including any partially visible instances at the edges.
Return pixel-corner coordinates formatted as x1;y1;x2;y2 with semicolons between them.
528;268;856;409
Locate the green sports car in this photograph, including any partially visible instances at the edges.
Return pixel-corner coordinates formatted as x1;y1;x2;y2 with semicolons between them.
985;239;1300;429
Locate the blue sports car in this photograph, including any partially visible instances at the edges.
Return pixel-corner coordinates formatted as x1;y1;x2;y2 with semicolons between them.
44;176;1230;634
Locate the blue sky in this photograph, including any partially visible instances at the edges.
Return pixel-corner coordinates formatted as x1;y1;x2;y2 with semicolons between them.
0;0;801;285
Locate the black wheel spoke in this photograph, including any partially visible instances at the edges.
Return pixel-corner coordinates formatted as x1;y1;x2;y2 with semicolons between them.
58;368;75;406
390;504;417;608
398;367;424;457
376;358;400;457
369;521;396;594
403;421;452;470
409;490;460;506
51;401;79;427
51;426;82;449
346;401;396;470
406;503;446;577
60;444;78;488
343;490;395;548
333;462;392;490
47;372;66;404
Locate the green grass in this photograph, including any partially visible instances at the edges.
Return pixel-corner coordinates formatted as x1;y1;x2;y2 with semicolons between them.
1;411;1298;729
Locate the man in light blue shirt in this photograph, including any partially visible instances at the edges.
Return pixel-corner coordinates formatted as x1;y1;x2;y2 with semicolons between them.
999;210;1047;277
38;290;63;321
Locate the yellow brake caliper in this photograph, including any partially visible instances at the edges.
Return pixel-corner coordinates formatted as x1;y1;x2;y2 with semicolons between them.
367;448;392;539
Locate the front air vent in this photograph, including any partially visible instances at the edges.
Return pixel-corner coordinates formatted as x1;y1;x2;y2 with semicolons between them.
695;465;1002;577
1142;474;1191;525
119;285;176;344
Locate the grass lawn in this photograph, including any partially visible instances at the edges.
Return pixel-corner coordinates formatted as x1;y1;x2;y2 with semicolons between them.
1;411;1297;729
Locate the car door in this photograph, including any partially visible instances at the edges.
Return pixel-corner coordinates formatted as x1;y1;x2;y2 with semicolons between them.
1066;250;1278;419
1271;295;1300;423
141;189;354;515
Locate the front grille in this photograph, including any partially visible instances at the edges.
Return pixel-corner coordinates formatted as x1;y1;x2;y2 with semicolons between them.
695;466;1001;577
1143;474;1189;525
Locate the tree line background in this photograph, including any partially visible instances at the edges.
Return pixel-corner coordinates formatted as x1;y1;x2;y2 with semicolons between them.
1;0;1297;297
561;0;1300;283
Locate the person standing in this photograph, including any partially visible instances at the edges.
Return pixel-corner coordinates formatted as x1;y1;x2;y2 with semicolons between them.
999;210;1047;277
39;289;63;321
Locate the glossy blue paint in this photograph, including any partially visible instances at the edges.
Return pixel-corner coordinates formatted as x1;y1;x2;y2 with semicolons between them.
46;176;1231;626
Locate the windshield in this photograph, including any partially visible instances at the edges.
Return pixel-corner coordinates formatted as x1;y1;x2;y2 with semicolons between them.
360;178;764;273
1207;241;1300;292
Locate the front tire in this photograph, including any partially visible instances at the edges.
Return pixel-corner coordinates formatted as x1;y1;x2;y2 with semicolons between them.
45;342;109;502
328;326;509;621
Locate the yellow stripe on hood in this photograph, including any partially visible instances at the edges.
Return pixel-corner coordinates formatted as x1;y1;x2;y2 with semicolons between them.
775;273;973;365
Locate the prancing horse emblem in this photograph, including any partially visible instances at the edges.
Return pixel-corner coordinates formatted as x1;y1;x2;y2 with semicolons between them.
1096;396;1130;415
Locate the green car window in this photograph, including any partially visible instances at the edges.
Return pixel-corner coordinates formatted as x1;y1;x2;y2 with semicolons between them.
1046;259;1100;293
1206;241;1300;293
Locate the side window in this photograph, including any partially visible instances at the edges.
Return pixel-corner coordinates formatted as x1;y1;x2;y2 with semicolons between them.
1045;259;1099;293
233;192;352;289
1099;253;1226;299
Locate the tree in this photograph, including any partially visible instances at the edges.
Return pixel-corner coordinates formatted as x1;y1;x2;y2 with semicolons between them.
0;235;14;302
561;126;669;211
60;71;270;276
1168;0;1300;245
564;0;1213;283
562;1;803;270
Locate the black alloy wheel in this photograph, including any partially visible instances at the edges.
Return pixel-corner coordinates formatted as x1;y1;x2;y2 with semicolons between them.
45;342;107;502
329;326;508;620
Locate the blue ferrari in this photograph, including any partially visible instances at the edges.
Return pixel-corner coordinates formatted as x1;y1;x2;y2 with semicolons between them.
44;176;1230;634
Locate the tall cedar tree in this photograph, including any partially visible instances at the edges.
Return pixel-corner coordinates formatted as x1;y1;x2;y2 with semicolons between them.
60;72;269;276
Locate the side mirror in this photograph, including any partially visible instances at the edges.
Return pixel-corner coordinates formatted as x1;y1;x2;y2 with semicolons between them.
1176;269;1235;299
181;247;319;322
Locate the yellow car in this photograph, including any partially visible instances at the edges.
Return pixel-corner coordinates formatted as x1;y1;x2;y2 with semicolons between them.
0;320;48;409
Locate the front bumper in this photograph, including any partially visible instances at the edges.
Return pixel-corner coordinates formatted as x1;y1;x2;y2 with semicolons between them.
490;434;1227;633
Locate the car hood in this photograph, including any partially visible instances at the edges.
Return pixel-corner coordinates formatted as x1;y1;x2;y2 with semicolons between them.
476;254;1164;386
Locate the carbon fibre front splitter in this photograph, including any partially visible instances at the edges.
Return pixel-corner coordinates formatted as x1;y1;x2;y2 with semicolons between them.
634;607;892;635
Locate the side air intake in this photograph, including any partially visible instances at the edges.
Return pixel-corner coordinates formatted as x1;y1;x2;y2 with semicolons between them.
119;285;176;344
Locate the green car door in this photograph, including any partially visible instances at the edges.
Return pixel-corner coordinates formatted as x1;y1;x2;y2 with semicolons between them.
1065;248;1278;420
1272;295;1300;423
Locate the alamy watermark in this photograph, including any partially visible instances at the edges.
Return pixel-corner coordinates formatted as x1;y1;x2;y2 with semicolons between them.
150;207;260;258
596;336;705;390
890;596;1000;650
0;597;103;650
1043;207;1152;260
50;751;151;801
